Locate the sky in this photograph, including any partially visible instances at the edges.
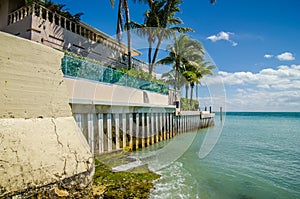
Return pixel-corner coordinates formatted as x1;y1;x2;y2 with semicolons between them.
51;0;300;112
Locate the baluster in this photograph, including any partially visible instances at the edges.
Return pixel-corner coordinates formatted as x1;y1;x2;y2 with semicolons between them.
58;15;61;26
52;13;55;24
20;9;23;20
39;5;42;18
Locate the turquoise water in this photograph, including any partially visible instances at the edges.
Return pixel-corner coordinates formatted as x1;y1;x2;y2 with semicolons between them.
144;112;300;199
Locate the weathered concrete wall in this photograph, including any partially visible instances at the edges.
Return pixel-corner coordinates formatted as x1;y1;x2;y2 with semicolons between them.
0;31;93;198
64;77;171;107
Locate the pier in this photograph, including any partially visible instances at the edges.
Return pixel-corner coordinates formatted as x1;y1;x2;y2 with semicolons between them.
72;108;214;154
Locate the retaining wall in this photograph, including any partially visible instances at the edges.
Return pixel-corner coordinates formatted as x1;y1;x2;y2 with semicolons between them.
0;31;93;198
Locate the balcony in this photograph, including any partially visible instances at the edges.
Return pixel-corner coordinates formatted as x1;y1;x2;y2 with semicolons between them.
5;2;149;71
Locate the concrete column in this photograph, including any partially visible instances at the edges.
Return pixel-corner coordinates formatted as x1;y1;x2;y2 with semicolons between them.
129;113;133;149
155;113;159;143
87;114;94;154
142;113;145;148
74;113;83;132
135;113;139;149
122;113;127;149
146;113;150;146
151;113;154;144
98;114;104;153
170;113;175;138
107;114;112;152
115;113;120;150
159;113;163;141
162;113;166;140
166;113;170;139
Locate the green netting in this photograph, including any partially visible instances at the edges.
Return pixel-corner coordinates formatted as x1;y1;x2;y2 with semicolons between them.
61;55;168;95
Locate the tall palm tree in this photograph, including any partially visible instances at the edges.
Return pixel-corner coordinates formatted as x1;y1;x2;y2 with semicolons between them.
109;0;132;69
157;34;205;101
184;60;215;106
153;0;216;73
129;0;193;75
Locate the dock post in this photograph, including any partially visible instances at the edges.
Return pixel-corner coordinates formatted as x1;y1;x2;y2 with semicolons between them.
142;113;145;148
107;113;112;152
163;113;167;140
159;113;163;141
151;113;154;144
122;113;127;149
135;113;139;149
87;114;94;154
129;113;133;149
146;113;150;146
220;107;223;121
169;113;173;137
98;113;104;153
156;113;159;143
115;113;120;150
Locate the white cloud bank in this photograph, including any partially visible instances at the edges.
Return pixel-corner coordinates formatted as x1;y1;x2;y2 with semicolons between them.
264;52;295;61
276;52;295;61
203;64;300;111
207;31;238;46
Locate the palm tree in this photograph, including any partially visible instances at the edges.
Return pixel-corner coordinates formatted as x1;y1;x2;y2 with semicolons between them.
184;60;215;106
157;34;205;102
109;0;132;69
153;0;216;72
129;0;193;75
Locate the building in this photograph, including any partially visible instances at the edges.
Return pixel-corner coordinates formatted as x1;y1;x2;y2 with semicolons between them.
0;0;149;71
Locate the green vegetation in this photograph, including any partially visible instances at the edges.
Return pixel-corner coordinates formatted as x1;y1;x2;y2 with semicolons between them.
158;34;215;108
128;0;193;74
93;156;160;198
181;98;199;111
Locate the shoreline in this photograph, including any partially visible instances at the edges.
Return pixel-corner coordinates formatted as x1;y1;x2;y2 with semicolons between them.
93;151;160;198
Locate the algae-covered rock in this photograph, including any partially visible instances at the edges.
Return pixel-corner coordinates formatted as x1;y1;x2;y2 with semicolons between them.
93;157;160;199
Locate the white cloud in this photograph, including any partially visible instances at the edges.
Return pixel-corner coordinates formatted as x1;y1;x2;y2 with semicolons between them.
205;64;300;89
226;89;300;112
207;31;238;46
264;54;273;58
202;64;300;111
276;52;295;61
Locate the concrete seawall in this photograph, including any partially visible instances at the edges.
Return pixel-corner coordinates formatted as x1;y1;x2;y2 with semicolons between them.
0;31;94;198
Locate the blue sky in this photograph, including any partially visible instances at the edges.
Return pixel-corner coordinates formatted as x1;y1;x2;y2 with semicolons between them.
52;0;300;112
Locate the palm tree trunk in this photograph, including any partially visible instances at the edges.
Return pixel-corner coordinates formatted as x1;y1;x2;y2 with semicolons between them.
151;0;173;68
196;83;198;100
190;84;194;108
148;41;153;73
116;0;123;43
123;0;132;69
185;84;189;99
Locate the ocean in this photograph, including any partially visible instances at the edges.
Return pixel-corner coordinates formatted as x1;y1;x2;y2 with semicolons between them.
136;112;300;199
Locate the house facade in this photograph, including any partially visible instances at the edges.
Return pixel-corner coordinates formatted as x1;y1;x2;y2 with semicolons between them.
0;0;149;70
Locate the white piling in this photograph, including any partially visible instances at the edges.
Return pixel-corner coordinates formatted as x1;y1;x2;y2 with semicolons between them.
107;113;112;152
122;113;127;149
98;113;104;153
115;113;120;150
